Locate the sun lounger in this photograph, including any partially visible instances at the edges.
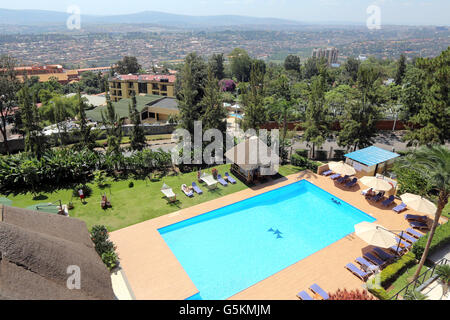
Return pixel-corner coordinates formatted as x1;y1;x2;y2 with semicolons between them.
370;192;384;202
393;202;407;213
217;174;228;186
373;247;396;262
297;291;314;300
322;170;333;176
309;284;329;300
406;228;425;239
161;183;176;202
382;195;395;207
345;177;358;188
405;214;428;222
201;174;218;190
330;174;341;180
345;263;370;281
409;221;429;230
225;172;237;184
364;252;387;268
399;233;418;244
355;257;378;273
192;182;203;195
337;175;350;184
395;237;412;250
389;245;407;256
181;184;194;197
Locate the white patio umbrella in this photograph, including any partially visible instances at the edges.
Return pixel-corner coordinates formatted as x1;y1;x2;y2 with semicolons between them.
354;222;398;248
400;193;437;217
328;161;356;176
360;176;393;192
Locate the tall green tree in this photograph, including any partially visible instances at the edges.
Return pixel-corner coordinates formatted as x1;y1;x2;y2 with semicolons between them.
337;65;381;150
241;62;266;131
175;52;208;107
0;55;20;154
230;48;252;82
209;53;225;80
101;97;123;157
18;85;45;158
284;55;301;72
343;57;360;84
302;74;329;158
404;48;449;146
75;90;96;150
401;65;426;120
399;146;449;282
395;54;407;85
178;61;201;135
201;68;227;133
114;56;142;74
128;93;146;151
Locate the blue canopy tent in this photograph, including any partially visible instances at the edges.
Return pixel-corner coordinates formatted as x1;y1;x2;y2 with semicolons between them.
344;146;400;177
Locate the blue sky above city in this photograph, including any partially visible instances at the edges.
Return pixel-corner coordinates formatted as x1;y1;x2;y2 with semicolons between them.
1;0;449;25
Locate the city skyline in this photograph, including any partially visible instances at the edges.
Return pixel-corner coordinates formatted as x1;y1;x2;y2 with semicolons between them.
1;0;449;26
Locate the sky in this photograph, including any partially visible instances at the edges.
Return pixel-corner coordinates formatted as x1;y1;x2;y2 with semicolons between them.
1;0;449;25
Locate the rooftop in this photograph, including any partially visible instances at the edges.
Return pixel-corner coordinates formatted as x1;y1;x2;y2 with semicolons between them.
345;146;400;167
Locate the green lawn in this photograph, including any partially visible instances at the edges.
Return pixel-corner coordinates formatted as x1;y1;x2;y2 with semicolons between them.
4;164;306;232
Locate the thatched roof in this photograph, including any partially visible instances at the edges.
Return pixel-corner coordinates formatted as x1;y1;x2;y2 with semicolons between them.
225;136;280;171
0;205;116;300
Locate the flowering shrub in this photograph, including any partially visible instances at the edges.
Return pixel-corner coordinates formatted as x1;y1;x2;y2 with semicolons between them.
219;79;236;92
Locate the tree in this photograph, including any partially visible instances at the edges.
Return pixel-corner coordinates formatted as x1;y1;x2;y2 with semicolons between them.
241;62;266;131
75;90;96;150
404;48;449;146
201;68;227;133
209;53;225;80
18;85;45;158
399;146;449;282
395;54;407;85
114;56;141;74
302;74;329;158
401;66;425;120
177;60;201;135
303;57;320;80
101;96;123;157
0;55;20;154
230;48;252;82
343;57;360;84
337;65;381;150
175;52;208;107
284;55;301;72
128;93;146;151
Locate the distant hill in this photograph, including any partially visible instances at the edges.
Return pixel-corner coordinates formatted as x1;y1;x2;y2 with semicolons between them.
0;8;304;27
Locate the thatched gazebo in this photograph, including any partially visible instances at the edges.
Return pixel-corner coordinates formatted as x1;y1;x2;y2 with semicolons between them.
225;136;280;184
0;205;116;300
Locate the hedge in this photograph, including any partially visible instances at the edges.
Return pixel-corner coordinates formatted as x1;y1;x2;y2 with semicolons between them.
379;252;416;288
295;149;309;158
366;251;417;300
315;150;328;161
291;153;308;167
412;221;450;259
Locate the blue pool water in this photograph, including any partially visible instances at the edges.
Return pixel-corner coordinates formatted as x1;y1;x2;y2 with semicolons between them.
159;180;375;300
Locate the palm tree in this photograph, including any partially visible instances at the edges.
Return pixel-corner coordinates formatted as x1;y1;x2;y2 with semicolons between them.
400;145;449;281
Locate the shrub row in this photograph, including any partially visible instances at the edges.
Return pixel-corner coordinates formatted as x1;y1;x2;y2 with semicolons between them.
379;252;416;288
412;221;450;259
290;153;320;172
90;225;119;271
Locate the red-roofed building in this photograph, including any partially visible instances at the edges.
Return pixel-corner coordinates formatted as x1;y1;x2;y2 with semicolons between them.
108;74;176;102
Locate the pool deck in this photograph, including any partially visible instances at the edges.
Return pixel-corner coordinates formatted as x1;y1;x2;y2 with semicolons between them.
110;171;440;300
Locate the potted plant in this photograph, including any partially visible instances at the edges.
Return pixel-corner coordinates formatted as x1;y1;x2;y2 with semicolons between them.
436;265;450;295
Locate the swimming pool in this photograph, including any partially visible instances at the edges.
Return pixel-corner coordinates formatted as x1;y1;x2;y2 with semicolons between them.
158;180;375;300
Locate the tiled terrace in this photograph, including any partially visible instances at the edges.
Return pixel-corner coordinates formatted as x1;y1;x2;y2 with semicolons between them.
110;171;440;300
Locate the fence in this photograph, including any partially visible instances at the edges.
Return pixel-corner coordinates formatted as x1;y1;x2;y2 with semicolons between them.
389;258;449;300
